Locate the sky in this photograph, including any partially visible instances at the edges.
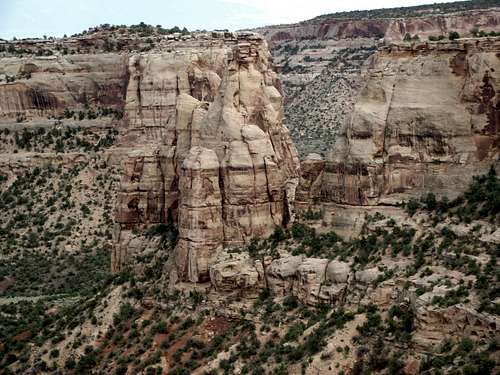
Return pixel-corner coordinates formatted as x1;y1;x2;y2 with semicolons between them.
0;0;459;40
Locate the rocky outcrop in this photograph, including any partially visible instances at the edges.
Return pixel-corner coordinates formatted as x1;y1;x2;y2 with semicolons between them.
216;252;353;306
208;250;500;351
112;33;300;280
413;304;499;349
210;252;265;297
321;39;500;205
0;54;128;118
292;38;500;214
209;252;391;308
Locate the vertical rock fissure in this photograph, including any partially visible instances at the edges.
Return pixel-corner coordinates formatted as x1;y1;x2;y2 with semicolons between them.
380;81;397;198
263;157;276;225
218;166;227;244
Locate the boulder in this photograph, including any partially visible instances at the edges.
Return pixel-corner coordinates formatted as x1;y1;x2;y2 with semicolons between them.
266;255;304;295
210;252;264;297
293;258;329;305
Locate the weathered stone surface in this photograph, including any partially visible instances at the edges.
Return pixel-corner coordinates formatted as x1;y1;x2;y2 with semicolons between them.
294;258;328;304
326;260;351;283
0;54;128;119
355;267;383;284
255;9;500;44
266;255;304;296
112;33;300;276
176;147;223;282
209;252;265;297
287;41;499;240
266;256;354;306
295;153;325;203
301;39;500;210
413;304;500;349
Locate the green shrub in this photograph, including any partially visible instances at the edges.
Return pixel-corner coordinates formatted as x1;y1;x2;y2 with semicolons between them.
283;295;299;311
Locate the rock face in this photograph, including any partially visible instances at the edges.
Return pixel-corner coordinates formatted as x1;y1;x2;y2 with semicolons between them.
0;32;300;281
0;54;128;118
293;38;500;214
295;153;325;203
321;39;500;205
265;255;353;306
413;304;499;349
254;6;500;157
176;147;223;282
112;33;300;280
255;8;500;44
210;252;265;297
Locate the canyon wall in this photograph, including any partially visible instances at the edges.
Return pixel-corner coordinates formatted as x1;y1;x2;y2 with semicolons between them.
0;54;128;118
254;7;500;157
294;38;500;239
256;8;500;44
111;33;300;281
321;38;500;205
2;24;499;280
0;32;300;282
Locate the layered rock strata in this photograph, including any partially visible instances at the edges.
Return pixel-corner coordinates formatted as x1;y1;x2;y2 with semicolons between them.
0;54;128;119
255;7;500;157
296;38;500;211
0;32;300;280
112;33;300;281
256;8;500;44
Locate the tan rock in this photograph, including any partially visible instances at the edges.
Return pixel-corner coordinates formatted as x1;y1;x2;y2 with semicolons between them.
323;39;500;206
176;147;222;283
413;304;500;349
112;33;300;276
293;258;329;305
355;267;383;284
209;252;264;297
266;255;304;296
296;153;325;203
326;260;351;283
0;54;128;119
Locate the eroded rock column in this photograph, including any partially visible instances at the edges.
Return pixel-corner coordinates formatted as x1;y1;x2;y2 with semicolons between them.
175;147;223;283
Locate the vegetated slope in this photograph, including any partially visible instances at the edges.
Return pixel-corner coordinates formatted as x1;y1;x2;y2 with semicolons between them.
0;159;118;296
277;41;376;156
0;85;122;299
1;168;498;374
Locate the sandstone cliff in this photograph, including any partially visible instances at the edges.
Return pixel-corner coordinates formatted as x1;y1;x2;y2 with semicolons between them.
311;38;500;207
256;8;500;44
0;31;300;282
112;33;300;281
0;54;128;118
254;6;500;156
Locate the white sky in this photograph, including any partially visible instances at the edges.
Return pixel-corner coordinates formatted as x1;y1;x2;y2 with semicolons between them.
220;0;459;25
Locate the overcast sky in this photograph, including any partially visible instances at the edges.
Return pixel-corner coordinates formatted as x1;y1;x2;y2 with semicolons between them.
1;0;459;40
